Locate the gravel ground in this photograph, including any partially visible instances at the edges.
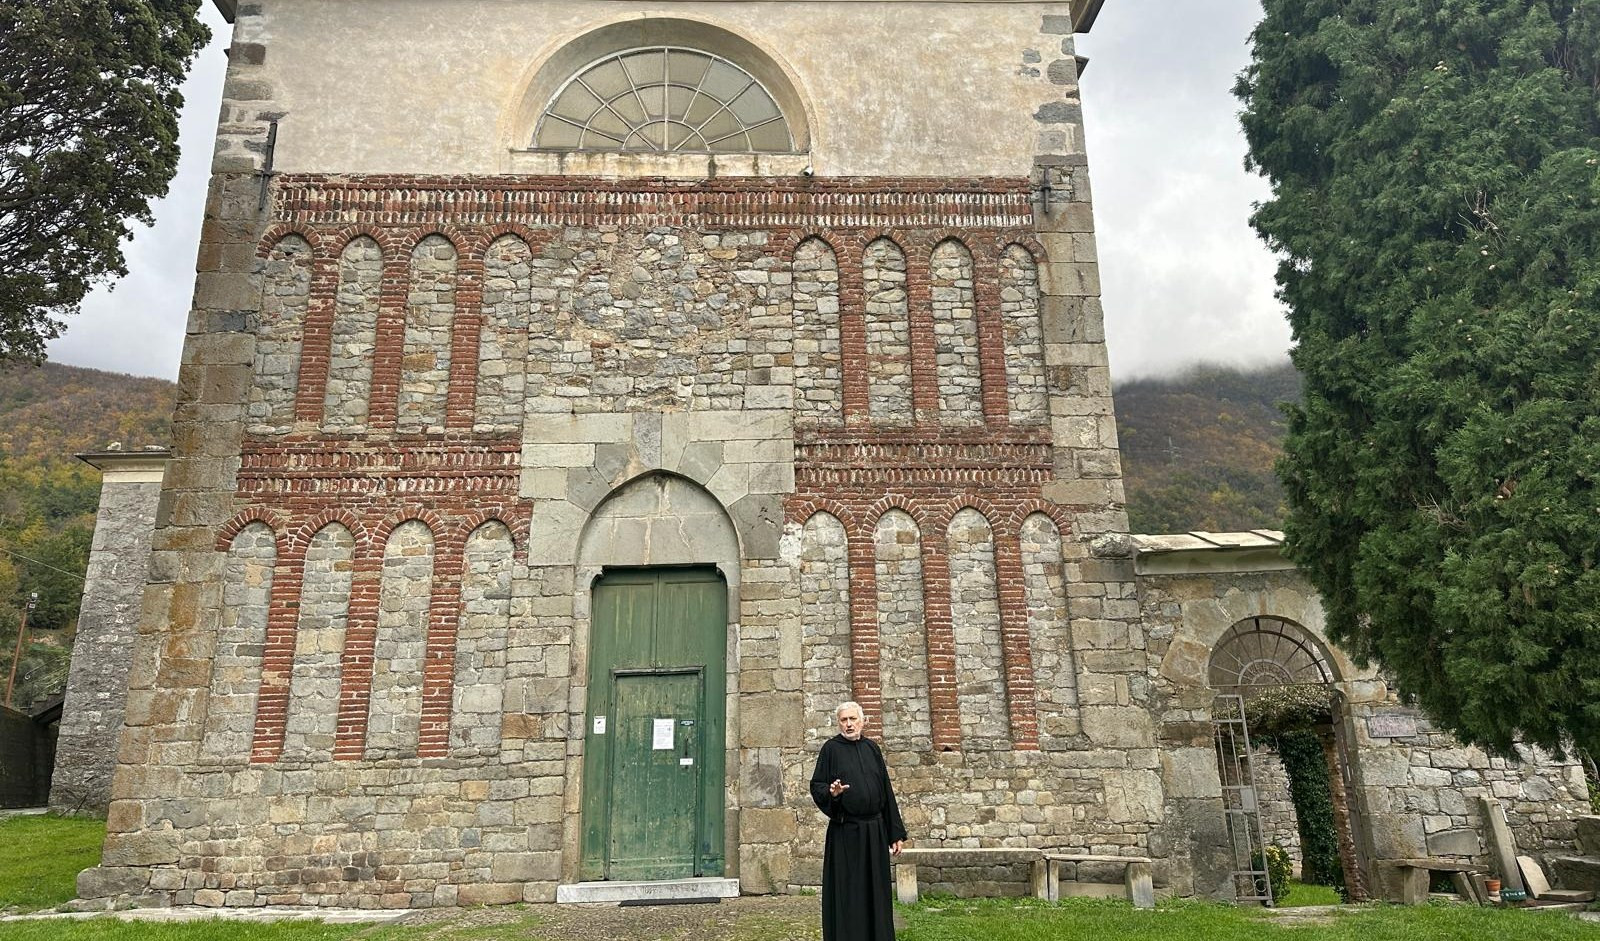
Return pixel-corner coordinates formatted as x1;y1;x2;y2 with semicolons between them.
367;895;824;941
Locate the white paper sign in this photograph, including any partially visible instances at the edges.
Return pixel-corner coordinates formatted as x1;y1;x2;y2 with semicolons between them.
679;757;694;766
653;719;675;750
592;715;607;735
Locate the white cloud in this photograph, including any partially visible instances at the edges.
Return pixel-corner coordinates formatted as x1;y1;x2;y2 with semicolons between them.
1079;0;1290;380
51;1;1287;383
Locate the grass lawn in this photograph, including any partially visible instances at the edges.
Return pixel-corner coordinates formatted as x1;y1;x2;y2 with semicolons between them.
0;924;364;941
897;897;1599;941
0;815;106;914
0;894;1594;941
1280;880;1344;907
0;815;1593;941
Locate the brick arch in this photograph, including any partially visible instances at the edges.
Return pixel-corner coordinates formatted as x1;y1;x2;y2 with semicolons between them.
1006;499;1073;539
256;225;322;259
865;495;929;535
290;511;366;554
929;494;1004;534
371;508;452;550
477;222;546;257
216;508;289;551
323;224;396;259
995;233;1049;265
776;229;842;258
787;231;843;260
460;510;530;554
789;498;857;536
396;227;470;258
923;230;989;264
860;230;910;257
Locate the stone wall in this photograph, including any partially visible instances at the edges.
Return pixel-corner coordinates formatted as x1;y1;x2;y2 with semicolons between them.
1252;747;1303;872
1135;551;1590;901
49;452;166;815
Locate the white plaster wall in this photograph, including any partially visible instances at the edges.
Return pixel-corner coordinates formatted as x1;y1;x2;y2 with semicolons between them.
243;0;1071;177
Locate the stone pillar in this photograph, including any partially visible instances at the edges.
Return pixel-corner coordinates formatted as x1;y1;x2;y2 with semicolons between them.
48;449;169;815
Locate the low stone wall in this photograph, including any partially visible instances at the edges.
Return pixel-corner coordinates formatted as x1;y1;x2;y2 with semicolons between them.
914;861;1036;898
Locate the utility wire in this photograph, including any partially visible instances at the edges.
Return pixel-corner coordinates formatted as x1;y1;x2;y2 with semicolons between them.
0;544;85;582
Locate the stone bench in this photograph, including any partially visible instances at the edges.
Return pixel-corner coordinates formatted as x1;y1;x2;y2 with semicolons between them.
1387;858;1484;904
1044;854;1155;909
892;848;1047;904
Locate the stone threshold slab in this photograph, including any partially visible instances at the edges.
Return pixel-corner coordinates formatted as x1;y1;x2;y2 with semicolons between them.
3;907;407;923
556;878;740;904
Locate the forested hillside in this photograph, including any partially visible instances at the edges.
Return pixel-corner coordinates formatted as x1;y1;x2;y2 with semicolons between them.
1115;361;1300;535
0;362;175;708
0;357;1298;704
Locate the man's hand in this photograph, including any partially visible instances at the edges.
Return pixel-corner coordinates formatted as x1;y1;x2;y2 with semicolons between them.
890;841;904;856
828;779;850;797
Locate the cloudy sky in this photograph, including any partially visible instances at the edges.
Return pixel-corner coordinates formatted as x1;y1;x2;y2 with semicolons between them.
50;0;1289;383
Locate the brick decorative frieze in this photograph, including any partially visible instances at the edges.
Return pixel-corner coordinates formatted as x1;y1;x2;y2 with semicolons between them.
270;175;1035;230
237;440;522;497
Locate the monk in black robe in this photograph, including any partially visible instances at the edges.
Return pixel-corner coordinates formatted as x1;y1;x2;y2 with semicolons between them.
809;701;907;941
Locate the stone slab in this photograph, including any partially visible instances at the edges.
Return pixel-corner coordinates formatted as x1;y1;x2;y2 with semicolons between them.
1551;855;1600;892
555;878;739;904
3;907;406;923
1479;796;1528;898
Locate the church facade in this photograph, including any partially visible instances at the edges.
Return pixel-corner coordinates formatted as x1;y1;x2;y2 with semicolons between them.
76;0;1589;908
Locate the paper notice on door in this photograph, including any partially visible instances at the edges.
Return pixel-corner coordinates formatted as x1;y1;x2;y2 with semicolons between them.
652;718;675;750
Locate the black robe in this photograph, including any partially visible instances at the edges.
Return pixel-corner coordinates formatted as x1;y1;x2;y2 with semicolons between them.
809;734;908;941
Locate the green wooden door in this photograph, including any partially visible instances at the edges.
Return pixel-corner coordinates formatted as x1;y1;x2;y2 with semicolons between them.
607;671;701;880
581;567;727;881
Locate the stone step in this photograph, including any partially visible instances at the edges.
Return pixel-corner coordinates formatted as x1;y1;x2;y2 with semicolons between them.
555;878;740;905
1548;856;1600;892
1576;817;1600;856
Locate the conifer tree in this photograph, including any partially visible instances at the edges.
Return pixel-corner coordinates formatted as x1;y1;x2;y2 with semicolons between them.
0;1;209;362
1238;0;1600;754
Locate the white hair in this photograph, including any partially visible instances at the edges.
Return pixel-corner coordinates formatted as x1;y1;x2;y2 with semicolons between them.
835;701;864;719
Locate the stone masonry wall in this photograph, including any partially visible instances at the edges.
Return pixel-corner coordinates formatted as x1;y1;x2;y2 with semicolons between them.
1252;747;1304;871
398;236;458;434
50;463;164;815
202;523;276;760
947;508;1009;749
874;509;933;753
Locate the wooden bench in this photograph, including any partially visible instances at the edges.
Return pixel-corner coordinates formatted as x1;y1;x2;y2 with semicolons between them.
892;848;1047;904
1044;854;1156;909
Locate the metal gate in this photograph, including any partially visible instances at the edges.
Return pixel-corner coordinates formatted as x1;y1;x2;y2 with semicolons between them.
1213;693;1273;904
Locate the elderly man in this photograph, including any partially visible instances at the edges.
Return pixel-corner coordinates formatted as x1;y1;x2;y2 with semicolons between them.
809;701;907;941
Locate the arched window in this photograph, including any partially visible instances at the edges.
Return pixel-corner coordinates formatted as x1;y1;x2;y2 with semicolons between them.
1208;616;1337;695
535;47;793;153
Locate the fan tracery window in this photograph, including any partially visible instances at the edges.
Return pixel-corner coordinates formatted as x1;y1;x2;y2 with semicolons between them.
1208;616;1336;695
534;47;794;153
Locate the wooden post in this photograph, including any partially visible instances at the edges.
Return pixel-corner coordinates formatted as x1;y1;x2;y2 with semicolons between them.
3;593;36;708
